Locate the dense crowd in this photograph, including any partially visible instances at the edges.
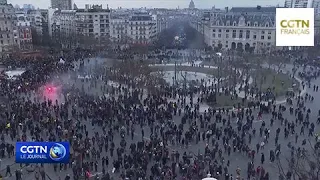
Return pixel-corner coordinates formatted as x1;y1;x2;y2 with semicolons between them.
0;48;319;180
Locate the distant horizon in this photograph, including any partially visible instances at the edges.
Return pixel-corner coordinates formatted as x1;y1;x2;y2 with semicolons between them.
8;0;285;10
10;5;282;10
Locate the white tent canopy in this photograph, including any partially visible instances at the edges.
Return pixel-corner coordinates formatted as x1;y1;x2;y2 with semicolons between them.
202;178;217;180
202;174;218;180
4;69;26;80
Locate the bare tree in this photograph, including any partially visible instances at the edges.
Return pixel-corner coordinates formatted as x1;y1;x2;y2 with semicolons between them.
241;53;251;98
76;34;100;49
304;46;320;59
113;59;163;93
268;55;287;73
276;140;320;180
315;34;320;47
130;44;149;59
231;51;238;94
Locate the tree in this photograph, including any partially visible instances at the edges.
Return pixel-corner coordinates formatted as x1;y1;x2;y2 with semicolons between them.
112;59;164;94
154;26;178;49
31;27;41;47
130;44;149;56
36;29;106;51
276;140;320;180
31;27;54;49
205;45;213;52
236;47;244;53
315;34;320;47
217;43;223;50
242;53;251;98
231;54;238;95
112;35;132;51
175;22;206;49
248;47;255;54
304;46;320;59
58;32;78;49
74;33;111;51
257;46;286;73
268;55;287;73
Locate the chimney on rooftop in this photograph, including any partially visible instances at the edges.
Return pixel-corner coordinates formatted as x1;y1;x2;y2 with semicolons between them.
225;7;228;12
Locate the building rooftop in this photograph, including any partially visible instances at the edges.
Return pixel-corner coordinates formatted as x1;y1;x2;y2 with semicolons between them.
111;14;129;19
213;13;275;27
130;12;152;21
130;16;152;21
76;9;110;13
133;12;149;15
0;0;7;5
230;6;276;13
61;10;76;13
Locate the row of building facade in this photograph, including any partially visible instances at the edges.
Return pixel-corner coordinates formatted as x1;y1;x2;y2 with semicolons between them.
0;1;169;54
190;6;320;53
49;5;169;48
0;1;41;53
2;0;320;54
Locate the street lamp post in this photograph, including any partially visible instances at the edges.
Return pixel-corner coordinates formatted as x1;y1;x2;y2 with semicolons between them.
233;52;237;94
172;76;174;87
181;71;187;104
174;61;177;86
216;56;223;100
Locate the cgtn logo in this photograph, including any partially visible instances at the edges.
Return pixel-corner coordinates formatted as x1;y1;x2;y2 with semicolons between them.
280;20;310;35
276;8;314;46
16;142;70;163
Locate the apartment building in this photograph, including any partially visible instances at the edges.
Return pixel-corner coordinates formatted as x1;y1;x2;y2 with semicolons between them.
50;10;76;48
284;0;315;8
128;12;157;44
59;10;76;36
284;0;294;7
109;10;168;45
50;10;61;44
315;1;320;15
0;3;19;54
315;16;320;45
39;10;50;44
50;6;169;47
154;14;167;38
75;5;110;38
0;0;7;5
284;0;320;14
109;15;129;43
27;9;50;42
27;10;42;35
193;7;276;52
284;0;320;34
51;0;72;10
49;4;110;48
16;13;33;50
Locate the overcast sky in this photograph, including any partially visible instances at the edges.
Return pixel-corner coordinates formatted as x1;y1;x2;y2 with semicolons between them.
7;0;285;9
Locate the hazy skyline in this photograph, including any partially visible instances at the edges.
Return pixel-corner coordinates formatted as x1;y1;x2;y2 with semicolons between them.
8;0;285;9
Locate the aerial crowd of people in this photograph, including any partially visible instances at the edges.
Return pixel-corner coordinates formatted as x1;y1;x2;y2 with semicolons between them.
0;48;319;180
